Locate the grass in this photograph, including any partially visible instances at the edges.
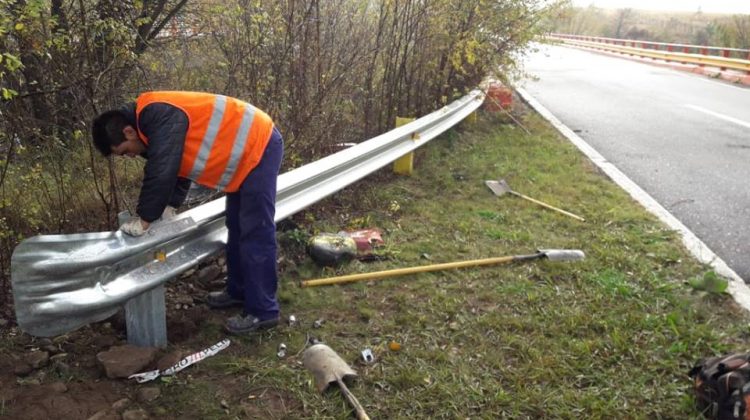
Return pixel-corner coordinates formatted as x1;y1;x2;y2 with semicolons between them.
151;110;749;418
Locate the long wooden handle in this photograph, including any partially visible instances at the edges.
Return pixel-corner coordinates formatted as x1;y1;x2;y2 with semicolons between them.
336;376;371;420
511;191;585;222
301;254;523;287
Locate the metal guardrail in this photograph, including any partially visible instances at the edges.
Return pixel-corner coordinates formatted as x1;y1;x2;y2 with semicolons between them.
550;34;750;73
551;33;750;58
11;89;485;338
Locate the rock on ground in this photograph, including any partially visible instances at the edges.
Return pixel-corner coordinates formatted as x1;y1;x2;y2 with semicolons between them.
122;408;150;420
111;398;132;412
25;351;49;369
136;386;161;403
87;409;121;420
156;351;184;371
49;382;68;393
97;345;158;379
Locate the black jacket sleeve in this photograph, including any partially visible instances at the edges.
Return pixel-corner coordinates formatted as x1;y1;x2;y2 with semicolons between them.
169;177;191;208
136;103;189;223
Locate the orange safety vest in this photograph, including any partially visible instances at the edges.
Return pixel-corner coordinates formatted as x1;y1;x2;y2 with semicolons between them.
135;91;274;192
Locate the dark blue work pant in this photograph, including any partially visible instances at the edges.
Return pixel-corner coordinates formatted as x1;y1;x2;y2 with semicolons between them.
225;127;283;320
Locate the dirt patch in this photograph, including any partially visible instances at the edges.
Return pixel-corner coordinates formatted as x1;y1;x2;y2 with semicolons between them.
0;258;257;419
0;322;131;419
166;306;212;344
0;213;349;419
240;387;304;418
2;380;124;419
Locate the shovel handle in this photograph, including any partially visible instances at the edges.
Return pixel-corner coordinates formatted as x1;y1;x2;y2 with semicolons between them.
336;376;370;420
511;191;585;222
301;255;518;287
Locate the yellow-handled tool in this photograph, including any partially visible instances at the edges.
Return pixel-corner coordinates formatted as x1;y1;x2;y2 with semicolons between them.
485;179;585;222
300;249;584;288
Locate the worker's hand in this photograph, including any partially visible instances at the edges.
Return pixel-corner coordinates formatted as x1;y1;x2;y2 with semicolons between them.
120;218;151;237
161;206;178;221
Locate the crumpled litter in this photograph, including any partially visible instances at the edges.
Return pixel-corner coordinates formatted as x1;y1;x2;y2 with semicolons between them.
128;339;231;383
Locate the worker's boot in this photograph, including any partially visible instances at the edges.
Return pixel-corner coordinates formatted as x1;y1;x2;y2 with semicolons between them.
224;314;279;335
206;290;243;309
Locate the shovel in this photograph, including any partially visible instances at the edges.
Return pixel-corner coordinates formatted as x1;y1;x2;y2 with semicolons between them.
300;249;585;287
485;179;585;222
303;344;371;420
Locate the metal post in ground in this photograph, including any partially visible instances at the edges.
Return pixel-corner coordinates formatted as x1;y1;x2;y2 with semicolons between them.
118;210;168;348
125;286;168;348
393;117;417;176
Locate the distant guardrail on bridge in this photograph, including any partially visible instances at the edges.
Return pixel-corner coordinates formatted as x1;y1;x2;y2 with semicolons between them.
549;33;750;74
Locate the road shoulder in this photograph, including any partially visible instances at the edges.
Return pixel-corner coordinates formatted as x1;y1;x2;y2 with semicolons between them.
517;86;750;311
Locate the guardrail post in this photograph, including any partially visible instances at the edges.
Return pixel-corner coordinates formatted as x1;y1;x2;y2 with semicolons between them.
118;210;168;348
125;285;167;348
393;117;416;175
721;49;729;71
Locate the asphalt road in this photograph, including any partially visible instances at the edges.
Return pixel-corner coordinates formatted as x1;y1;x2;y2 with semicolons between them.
523;44;750;281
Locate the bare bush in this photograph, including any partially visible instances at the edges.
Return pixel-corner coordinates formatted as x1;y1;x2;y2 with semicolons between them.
0;0;561;305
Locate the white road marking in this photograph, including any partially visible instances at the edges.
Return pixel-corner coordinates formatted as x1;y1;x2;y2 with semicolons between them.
685;104;750;129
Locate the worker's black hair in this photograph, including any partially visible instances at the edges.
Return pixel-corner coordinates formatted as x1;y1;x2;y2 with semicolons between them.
91;110;131;157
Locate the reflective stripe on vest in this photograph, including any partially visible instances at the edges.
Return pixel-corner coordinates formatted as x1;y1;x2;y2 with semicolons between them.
216;104;256;191
187;95;227;181
135;91;274;192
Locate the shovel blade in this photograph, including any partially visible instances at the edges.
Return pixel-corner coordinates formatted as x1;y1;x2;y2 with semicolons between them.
485;179;512;197
539;249;586;262
303;344;358;393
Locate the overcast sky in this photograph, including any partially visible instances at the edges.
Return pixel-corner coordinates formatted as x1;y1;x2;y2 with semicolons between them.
572;0;750;14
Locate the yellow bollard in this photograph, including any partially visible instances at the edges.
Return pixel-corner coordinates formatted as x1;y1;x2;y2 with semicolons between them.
393;117;416;175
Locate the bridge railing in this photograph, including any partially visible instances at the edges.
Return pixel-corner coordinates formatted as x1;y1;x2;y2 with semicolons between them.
11;89;484;346
549;33;750;74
